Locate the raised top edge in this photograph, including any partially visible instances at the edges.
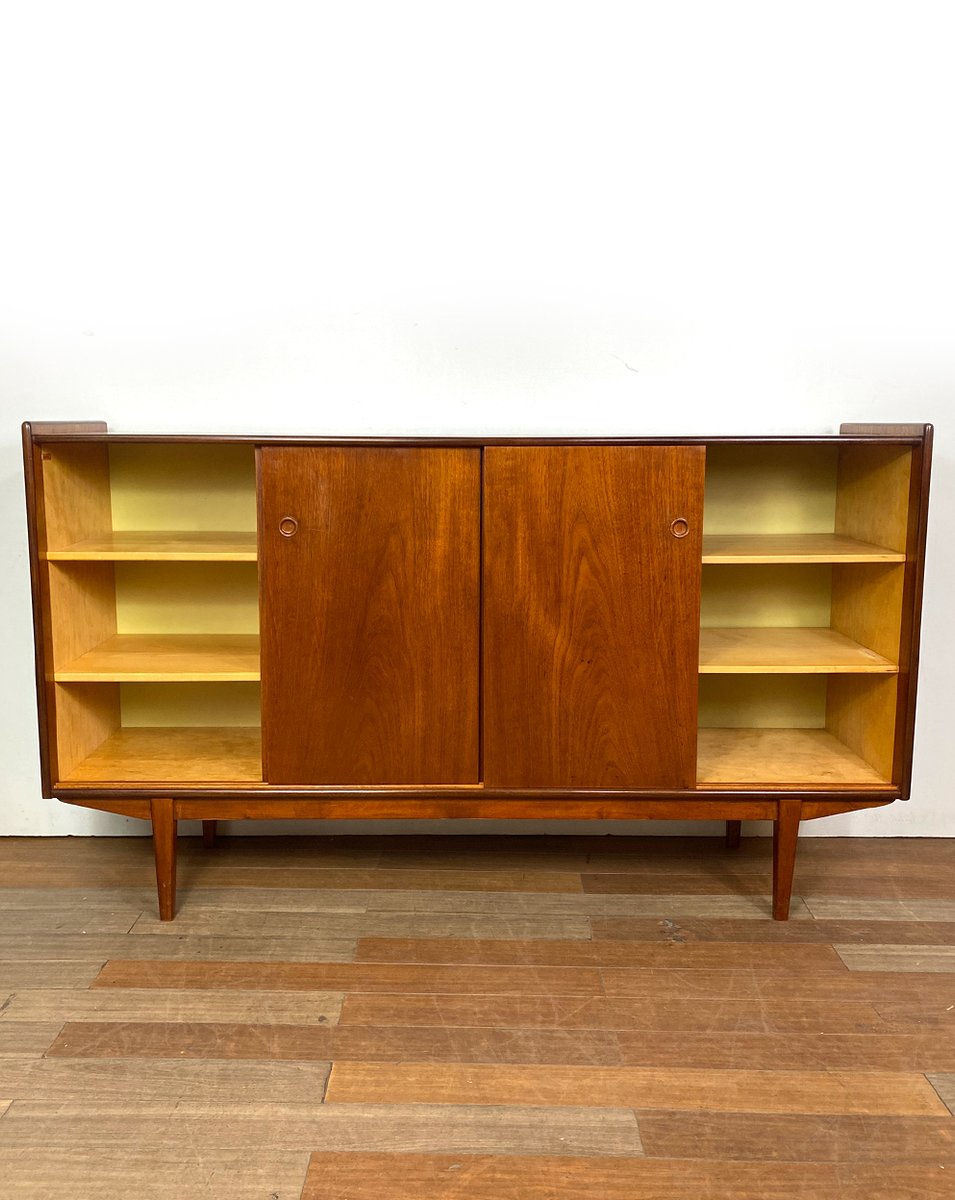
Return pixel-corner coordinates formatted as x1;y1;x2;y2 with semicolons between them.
23;431;929;446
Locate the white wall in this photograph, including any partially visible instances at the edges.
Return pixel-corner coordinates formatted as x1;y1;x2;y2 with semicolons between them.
1;1;952;837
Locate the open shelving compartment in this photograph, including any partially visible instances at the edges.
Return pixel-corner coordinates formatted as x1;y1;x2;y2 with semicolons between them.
696;441;912;789
39;441;262;786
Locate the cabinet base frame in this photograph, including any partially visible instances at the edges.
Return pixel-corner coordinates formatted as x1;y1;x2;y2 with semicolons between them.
57;793;894;923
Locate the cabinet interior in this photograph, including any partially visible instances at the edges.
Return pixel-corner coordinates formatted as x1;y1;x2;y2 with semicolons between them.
698;442;911;787
40;443;262;784
39;438;914;791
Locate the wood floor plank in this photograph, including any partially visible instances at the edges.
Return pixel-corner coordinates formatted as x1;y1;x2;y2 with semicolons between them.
0;1100;643;1156
836;945;955;972
0;933;357;962
584;870;955;900
338;993;888;1034
0;909;139;934
0;1057;331;1102
927;1075;955;1115
354;938;847;970
0;1147;311;1200
92;960;605;994
0;963;105;989
616;1030;955;1070
637;1111;955;1162
129;910;592;939
299;1152;954;1199
0;989;344;1025
47;1021;625;1065
591;917;955;945
601;967;955;1003
325;1062;947;1115
0;1025;63;1058
351;890;810;918
807;898;955;922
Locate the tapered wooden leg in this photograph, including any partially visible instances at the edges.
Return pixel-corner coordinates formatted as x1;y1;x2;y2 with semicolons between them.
202;820;218;848
151;798;177;921
772;799;802;921
725;820;742;849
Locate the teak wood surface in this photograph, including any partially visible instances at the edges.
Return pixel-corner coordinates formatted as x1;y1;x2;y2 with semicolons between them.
1;833;955;1199
259;447;481;785
483;445;705;789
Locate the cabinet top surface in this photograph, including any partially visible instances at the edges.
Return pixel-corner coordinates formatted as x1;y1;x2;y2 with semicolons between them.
23;428;931;447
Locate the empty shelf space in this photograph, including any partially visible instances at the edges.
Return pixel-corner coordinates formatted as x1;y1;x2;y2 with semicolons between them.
697;727;892;786
702;533;905;563
699;627;898;674
46;531;258;561
60;727;262;783
54;635;261;682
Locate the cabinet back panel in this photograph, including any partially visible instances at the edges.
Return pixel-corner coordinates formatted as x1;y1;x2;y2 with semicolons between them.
700;564;832;628
698;676;827;729
121;682;261;728
704;446;838;534
114;563;260;634
484;445;704;789
260;447;481;785
109;445;256;531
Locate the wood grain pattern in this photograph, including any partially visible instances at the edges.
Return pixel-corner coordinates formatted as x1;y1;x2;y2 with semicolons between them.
47;1021;626;1065
0;1101;643;1156
54;633;261;681
62;728;262;783
702;533;905;563
836;945;955;972
0;1057;331;1102
353;937;845;970
260;447;480;784
483;445;704;788
0;1025;63;1058
300;1153;954;1200
339;994;886;1034
0;989;344;1024
47;531;258;561
637;1111;955;1162
697;728;888;785
92;960;606;995
325;1061;947;1114
0;1148;312;1200
698;627;897;673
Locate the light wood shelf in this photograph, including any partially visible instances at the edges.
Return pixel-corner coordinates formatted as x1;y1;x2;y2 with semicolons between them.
61;727;262;783
54;635;261;682
702;533;905;563
697;728;891;786
699;627;898;674
47;531;257;561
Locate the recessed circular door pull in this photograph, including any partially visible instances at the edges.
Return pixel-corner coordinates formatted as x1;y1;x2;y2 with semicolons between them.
278;516;299;537
669;517;690;538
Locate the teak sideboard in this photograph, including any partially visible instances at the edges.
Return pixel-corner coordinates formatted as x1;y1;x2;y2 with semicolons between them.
22;421;933;920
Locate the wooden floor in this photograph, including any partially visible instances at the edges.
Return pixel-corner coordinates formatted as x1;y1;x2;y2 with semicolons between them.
1;833;954;1199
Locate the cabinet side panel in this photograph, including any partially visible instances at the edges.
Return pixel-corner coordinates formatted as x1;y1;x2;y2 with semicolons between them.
260;447;481;785
40;444;112;549
483;445;704;789
835;445;912;552
826;676;896;783
54;684;121;780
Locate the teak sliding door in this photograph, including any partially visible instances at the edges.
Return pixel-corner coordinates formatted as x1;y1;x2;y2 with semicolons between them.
260;447;481;784
483;445;705;788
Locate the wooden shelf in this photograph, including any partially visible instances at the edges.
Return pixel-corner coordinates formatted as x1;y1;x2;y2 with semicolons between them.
47;531;257;561
61;727;262;783
55;635;261;682
697;727;891;786
699;627;898;674
702;533;905;563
